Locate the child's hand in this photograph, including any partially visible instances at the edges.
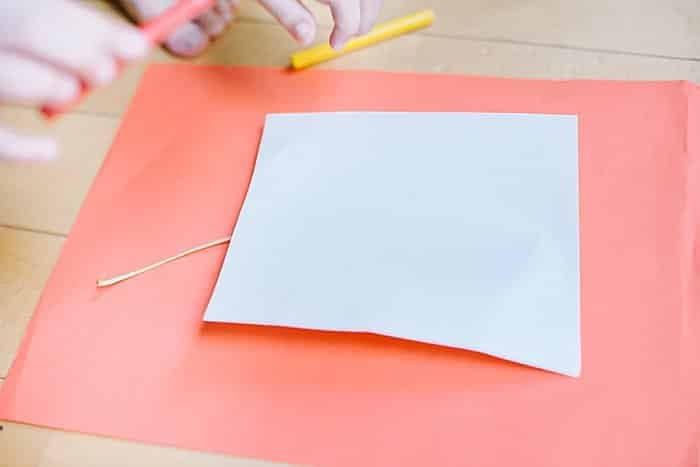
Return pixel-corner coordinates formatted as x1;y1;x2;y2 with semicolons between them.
0;0;148;162
122;0;383;57
259;0;384;49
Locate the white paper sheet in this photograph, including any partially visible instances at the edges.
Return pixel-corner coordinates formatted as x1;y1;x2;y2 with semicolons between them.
205;112;580;376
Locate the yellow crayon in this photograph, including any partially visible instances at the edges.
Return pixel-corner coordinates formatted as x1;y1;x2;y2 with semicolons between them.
290;9;435;70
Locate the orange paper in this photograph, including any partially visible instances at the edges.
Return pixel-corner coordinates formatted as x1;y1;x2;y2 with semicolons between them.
1;65;699;466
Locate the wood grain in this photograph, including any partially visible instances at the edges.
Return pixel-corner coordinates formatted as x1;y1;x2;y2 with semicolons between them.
0;421;287;467
235;0;700;59
0;228;63;377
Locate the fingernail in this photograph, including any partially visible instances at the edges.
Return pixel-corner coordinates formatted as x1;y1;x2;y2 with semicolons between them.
95;60;117;86
120;30;149;60
330;36;345;51
220;7;232;22
330;29;350;51
56;78;80;102
294;22;313;46
165;24;208;57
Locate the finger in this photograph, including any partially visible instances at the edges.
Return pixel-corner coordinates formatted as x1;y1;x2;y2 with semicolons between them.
197;9;227;37
323;0;361;49
121;0;209;57
91;55;118;86
163;22;209;57
106;26;150;62
0;50;79;106
358;0;381;35
215;0;234;23
118;0;178;21
257;0;316;46
5;0;147;86
0;125;56;162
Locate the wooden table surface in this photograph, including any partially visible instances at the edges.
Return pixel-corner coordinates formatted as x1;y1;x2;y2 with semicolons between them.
1;0;699;465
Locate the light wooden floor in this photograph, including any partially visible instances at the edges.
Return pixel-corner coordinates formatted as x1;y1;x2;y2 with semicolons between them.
1;1;698;465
